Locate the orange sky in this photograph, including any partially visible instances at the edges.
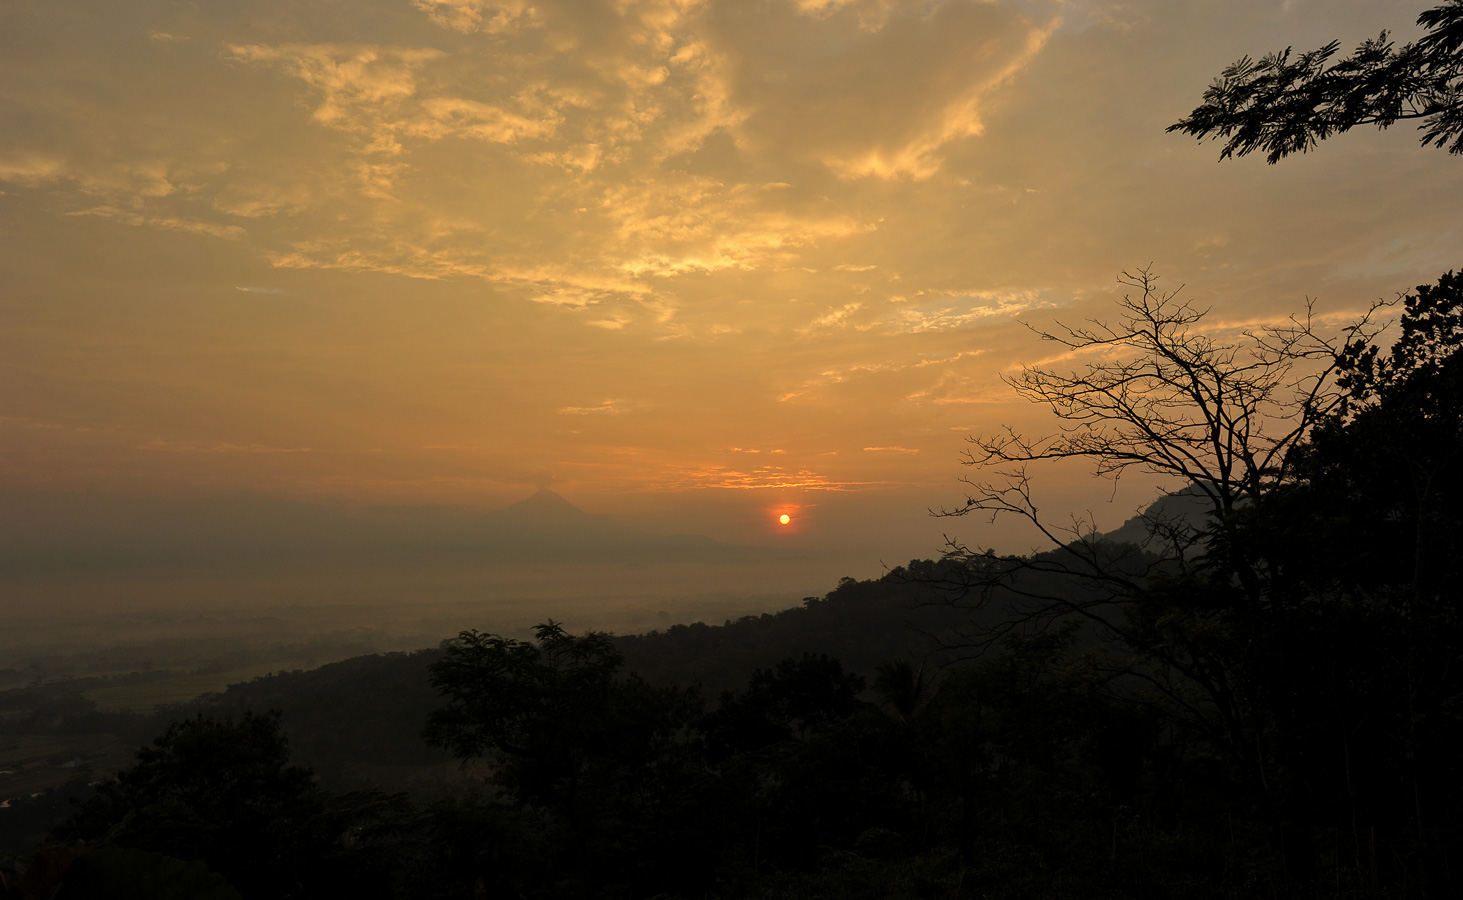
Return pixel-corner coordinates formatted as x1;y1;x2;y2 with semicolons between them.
3;0;1462;565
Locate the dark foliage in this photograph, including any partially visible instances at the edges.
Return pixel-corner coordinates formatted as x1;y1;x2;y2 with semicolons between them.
1227;270;1463;892
424;622;710;896
51;711;322;898
201;650;450;787
1170;0;1463;161
938;268;1463;895
701;652;866;758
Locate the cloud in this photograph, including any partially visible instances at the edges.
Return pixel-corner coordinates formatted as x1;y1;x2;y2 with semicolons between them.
776;347;993;407
820;21;1055;180
509;467;558;487
228;0;743;175
415;97;561;144
887;289;1054;333
0;154;197;203
410;0;538;34
657;464;881;491
558;399;633;415
0;416;65;431
0;155;67;185
801;302;866;333
7;0;1428;358
139;440;313;453
0;0;1068;344
791;0;905;32
603;177;875;281
720;0;1060;180
228;43;451;160
66;206;246;240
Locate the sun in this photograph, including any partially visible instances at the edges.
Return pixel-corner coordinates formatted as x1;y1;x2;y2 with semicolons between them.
778;513;791;525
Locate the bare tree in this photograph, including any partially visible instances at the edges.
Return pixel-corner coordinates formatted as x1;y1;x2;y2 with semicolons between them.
932;268;1387;773
954;268;1382;528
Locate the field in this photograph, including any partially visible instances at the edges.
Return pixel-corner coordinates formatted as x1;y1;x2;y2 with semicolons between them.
79;662;334;714
0;734;126;808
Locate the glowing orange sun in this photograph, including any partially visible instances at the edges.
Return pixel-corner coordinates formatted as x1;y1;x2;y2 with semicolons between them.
779;514;791;525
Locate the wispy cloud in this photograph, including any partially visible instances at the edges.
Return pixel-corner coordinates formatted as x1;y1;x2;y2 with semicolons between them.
887;290;1054;333
800;302;866;333
0;155;67;185
658;464;882;491
558;399;632;415
66;206;245;240
139;440;314;454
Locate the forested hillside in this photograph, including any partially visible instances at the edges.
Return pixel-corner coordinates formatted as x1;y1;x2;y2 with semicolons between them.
158;559;977;791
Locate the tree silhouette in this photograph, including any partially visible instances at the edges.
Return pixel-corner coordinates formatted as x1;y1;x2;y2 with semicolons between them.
1253;271;1463;890
1170;0;1463;161
54;710;320;899
701;653;866;760
423;621;707;895
942;268;1384;647
871;659;932;726
937;269;1394;884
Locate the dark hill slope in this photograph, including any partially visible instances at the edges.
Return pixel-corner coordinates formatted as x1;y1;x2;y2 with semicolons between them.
196;649;451;784
615;558;975;694
194;559;978;791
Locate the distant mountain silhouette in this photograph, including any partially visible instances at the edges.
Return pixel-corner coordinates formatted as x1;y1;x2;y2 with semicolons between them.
471;489;746;561
1099;485;1217;549
506;487;582;515
0;488;766;576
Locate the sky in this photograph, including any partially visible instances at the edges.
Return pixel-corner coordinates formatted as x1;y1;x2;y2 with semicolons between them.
3;0;1463;593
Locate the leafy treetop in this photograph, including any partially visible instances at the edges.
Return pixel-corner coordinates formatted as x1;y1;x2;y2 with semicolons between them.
1170;0;1463;162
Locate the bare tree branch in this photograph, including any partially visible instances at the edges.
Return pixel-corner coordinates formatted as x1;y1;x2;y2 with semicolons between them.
927;268;1390;773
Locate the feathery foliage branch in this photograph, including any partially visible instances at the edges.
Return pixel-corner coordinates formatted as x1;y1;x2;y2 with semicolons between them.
1170;0;1463;161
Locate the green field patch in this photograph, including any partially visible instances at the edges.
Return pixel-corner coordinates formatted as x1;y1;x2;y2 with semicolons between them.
81;662;324;713
0;735;89;770
0;764;92;804
0;733;129;805
0;733;122;768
